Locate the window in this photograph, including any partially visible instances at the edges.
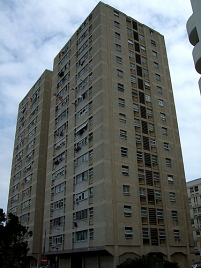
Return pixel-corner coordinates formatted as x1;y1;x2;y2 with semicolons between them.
118;98;125;107
130;63;135;70
121;147;128;157
156;87;162;95
150;139;156;147
157;209;163;219
125;227;133;238
142;69;148;77
129;50;134;58
131;75;136;83
142;228;149;239
154;62;159;68
139;24;143;30
144;82;150;90
147;108;153;117
124;205;132;216
142;56;147;64
132;89;138;97
155;190;161;200
117;69;123;77
89;187;93;198
75;230;87;242
140;45;146;51
166;158;171;167
155;74;161;81
116;56;122;64
158;99;163;106
152;51;157;57
116;44;121;51
127;28;132;35
168;175;174;183
151;40;156;47
139;34;144;41
146;94;151;102
120;130;127;140
75;171;88;184
195;186;199;192
172;210;178;220
162;127;167;135
159;229;166;240
114;21;120;28
149;29;154;35
149;123;154;132
122;165;129;176
117;83;124;92
115;32;120;39
75;153;88;167
128;39;133;45
141;207;147;218
89;229;94;240
170;192;176;202
134;119;140;128
123;185;130;195
114;10;119;17
154;172;160;182
119;113;126;122
140;188;146;197
137;151;143;160
133;104;139;112
173;230;180;240
135;134;141;143
164;142;169;151
160;113;166;121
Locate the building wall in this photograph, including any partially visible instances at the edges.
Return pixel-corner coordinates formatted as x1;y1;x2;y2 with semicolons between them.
42;2;193;268
7;69;52;262
186;0;201;93
187;178;201;263
7;2;194;268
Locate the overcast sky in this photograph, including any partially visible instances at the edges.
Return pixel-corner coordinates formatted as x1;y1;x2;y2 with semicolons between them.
0;0;201;213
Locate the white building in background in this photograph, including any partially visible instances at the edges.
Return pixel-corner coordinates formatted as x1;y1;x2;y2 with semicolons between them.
187;178;201;259
186;0;201;93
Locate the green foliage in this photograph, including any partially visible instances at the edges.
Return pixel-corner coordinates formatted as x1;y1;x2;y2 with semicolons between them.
0;208;32;268
117;255;180;268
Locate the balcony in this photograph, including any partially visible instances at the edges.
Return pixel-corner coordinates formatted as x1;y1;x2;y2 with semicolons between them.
187;14;199;46
193;41;201;74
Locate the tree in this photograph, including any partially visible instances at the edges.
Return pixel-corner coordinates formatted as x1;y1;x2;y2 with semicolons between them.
117;255;180;268
0;209;32;268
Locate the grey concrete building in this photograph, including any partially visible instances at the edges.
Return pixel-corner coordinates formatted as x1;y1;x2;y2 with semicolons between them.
186;0;201;93
43;2;193;268
7;2;194;268
7;69;52;266
187;178;201;263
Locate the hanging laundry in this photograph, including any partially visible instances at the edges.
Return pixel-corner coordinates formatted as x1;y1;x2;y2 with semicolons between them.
53;93;57;97
72;102;77;105
27;96;32;102
59;96;63;102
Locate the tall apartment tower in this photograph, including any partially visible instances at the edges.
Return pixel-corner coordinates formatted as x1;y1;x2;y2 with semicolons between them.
7;70;52;265
43;2;193;268
187;178;201;262
186;0;201;93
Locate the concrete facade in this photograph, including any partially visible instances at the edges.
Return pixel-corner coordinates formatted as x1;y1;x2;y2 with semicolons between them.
7;2;194;268
186;0;201;93
7;69;52;266
187;178;201;263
